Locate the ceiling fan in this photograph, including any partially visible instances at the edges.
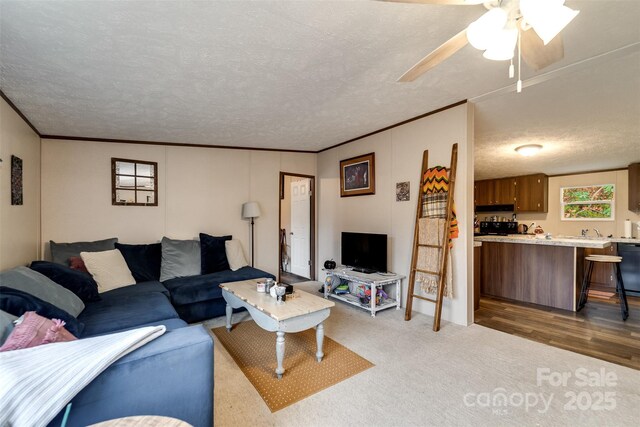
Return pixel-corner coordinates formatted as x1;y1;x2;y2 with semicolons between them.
385;0;580;91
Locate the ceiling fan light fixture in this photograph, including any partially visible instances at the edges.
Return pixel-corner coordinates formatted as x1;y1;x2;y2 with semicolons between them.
482;27;518;61
520;0;579;45
467;8;508;50
515;144;543;157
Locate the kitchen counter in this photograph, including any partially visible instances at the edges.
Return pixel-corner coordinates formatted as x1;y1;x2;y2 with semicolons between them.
474;234;611;249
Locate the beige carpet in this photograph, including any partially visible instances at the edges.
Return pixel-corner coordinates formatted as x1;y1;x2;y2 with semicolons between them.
206;281;640;426
212;321;373;412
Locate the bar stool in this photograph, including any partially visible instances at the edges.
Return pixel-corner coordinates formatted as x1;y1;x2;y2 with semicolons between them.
577;254;629;320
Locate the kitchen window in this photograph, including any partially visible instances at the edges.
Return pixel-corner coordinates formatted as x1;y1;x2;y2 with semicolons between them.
560;184;614;220
111;158;158;206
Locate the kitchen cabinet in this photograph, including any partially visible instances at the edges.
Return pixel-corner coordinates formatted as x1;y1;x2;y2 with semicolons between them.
474;180;494;206
515;173;548;213
583;244;618;290
474;178;515;206
629;163;640;212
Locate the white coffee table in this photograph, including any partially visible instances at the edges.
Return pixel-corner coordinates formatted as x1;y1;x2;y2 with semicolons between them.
220;279;335;379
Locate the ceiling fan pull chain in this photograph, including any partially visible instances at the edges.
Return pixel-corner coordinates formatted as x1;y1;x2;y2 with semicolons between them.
516;25;522;93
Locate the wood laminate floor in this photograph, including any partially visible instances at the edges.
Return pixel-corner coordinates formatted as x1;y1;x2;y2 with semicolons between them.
475;294;640;370
278;270;310;285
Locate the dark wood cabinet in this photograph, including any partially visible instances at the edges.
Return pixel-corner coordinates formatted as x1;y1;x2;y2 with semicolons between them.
515;173;548;213
495;177;516;205
480;242;575;311
629;163;640;213
474;245;481;311
584;244;618;290
474;178;515;206
474;180;495;206
474;174;546;212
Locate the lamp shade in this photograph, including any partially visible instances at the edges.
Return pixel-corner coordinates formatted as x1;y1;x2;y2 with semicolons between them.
242;201;261;219
467;8;508;51
520;0;579;45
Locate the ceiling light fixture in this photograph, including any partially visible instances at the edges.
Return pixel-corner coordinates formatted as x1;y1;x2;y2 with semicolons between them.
520;0;580;45
515;144;543;156
466;0;579;93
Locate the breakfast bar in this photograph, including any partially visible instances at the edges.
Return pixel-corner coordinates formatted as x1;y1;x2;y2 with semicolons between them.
475;235;611;311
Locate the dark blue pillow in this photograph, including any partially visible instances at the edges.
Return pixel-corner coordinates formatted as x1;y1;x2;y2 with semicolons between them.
199;233;232;274
115;242;162;283
0;286;84;337
29;261;100;303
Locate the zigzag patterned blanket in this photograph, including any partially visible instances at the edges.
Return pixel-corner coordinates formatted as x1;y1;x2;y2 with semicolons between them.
421;166;458;245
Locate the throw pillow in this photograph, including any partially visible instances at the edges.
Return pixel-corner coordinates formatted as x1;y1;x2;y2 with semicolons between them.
200;233;232;274
115;242;162;283
80;249;136;293
50;237;118;265
68;256;89;273
160;237;201;282
0;311;76;352
29;261;101;303
0;287;84;337
0;266;85;317
1;310;18;345
225;240;249;271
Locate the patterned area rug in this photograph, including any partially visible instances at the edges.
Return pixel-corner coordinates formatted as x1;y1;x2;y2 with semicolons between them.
212;321;374;412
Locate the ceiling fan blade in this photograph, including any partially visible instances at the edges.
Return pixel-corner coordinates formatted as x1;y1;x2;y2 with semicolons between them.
379;0;485;5
521;29;564;71
398;29;468;82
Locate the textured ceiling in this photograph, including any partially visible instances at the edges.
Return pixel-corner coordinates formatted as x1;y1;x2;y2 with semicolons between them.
0;0;639;175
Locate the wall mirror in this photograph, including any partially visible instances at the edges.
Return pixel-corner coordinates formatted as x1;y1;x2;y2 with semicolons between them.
111;158;158;206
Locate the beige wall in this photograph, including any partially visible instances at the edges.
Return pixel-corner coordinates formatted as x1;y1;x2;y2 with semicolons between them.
515;170;640;237
317;103;474;326
40;139;316;276
0;98;41;270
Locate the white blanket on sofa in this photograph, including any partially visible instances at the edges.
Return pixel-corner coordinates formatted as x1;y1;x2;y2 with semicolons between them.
0;325;166;427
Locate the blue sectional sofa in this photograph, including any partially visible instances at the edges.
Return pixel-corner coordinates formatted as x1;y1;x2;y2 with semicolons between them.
1;237;276;426
49;282;213;427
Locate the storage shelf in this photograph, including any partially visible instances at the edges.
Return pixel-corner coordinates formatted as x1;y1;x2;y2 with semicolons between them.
323;266;405;317
328;292;398;314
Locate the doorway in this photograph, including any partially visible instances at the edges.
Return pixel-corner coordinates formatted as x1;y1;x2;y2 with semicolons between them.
279;172;315;284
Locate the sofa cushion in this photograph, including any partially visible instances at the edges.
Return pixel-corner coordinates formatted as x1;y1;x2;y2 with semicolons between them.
199;233;231;274
115;242;162;283
0;287;84;337
0;310;18;345
50;237;118;265
81;318;188;338
49;326;214;427
81;250;136;293
78;292;179;337
160;237;201;282
163;266;274;306
225;239;248;271
100;281;170;299
0;267;85;317
29;261;101;303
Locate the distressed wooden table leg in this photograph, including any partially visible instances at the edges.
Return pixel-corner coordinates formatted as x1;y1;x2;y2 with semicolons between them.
315;322;325;362
276;331;285;379
225;304;232;332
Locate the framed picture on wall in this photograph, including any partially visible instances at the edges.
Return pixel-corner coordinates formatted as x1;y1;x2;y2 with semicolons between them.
340;152;375;197
11;155;23;206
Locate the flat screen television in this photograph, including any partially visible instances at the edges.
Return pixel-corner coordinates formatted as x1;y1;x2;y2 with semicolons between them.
341;232;387;274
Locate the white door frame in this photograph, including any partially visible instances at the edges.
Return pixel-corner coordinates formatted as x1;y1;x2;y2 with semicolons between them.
279;172;315;281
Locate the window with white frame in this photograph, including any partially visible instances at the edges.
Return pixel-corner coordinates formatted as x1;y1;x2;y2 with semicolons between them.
561;185;615;220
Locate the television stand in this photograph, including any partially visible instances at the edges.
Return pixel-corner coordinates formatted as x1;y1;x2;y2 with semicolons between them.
323;266;405;317
351;267;376;274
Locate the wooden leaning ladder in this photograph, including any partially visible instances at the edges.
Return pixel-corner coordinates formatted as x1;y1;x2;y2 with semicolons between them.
404;143;458;332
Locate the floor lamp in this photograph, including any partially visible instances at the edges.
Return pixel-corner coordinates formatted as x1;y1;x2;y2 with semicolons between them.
242;201;261;267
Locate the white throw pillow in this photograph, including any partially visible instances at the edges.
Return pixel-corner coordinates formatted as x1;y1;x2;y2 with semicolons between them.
80;249;136;293
225;240;249;271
